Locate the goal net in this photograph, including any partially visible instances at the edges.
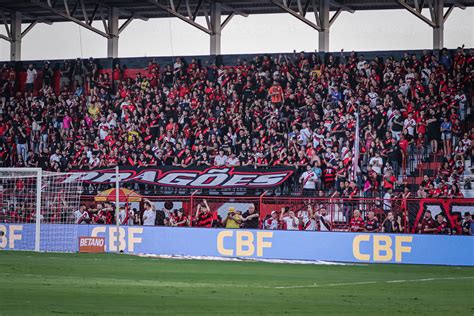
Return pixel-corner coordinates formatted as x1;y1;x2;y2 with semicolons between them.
0;168;83;252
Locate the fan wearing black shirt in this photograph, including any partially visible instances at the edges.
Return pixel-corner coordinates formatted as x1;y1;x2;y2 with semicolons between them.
382;212;400;233
365;211;380;232
241;204;259;229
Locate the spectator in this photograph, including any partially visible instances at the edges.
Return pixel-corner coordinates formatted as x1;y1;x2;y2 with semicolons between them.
42;61;54;90
0;48;470;200
195;200;213;228
299;165;318;196
364;210;379;232
25;64;37;98
383;188;393;212
264;211;279;230
297;203;316;231
142;199;156;226
223;207;242;229
172;208;188;227
118;206;128;225
241;204;259;229
435;214;451;235
417;210;437;234
279;207;299;230
74;205;90;224
314;206;331;231
462;212;472;235
381;212;400;233
349;210;365;232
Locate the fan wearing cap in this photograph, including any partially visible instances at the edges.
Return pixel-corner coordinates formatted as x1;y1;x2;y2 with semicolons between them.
264;211;279;230
223;207;242;229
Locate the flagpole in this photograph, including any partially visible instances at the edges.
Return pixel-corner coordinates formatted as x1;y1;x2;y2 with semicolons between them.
115;166;120;253
353;111;360;182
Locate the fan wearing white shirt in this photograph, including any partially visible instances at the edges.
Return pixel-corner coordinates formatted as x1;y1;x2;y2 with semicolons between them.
368;87;378;108
225;152;240;167
118;206;127;225
315;207;332;231
299;122;312;146
279;208;300;230
299;165;318;196
297;204;316;231
142;199;156;226
214;149;228;166
369;153;383;175
98;117;110;140
403;113;416;136
264;211;280;230
74;205;90;224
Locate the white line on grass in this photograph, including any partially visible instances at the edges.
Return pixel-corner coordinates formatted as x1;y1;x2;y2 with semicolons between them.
273;276;474;289
1;273;472;290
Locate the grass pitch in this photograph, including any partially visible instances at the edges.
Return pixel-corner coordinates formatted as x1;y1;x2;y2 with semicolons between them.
0;251;473;315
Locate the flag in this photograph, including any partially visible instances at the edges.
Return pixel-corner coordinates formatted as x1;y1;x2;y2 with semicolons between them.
352;112;360;180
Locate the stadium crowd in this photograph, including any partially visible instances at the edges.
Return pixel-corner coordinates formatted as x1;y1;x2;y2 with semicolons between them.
69;199;473;235
0;47;472;198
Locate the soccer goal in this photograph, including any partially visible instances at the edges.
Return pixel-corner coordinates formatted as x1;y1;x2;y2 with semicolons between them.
0;168;83;252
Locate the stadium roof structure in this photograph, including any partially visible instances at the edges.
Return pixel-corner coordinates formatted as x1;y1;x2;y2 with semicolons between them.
0;0;472;60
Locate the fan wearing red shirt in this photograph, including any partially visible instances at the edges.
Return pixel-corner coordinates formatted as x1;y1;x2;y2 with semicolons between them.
349;210;365;232
195;199;213;228
172;208;189;227
417;210;437;234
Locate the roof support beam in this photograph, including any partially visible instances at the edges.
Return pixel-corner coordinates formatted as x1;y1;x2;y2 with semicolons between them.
329;8;341;27
192;0;203;21
302;0;311;17
432;0;444;50
10;11;22;61
397;0;436;27
329;0;354;13
149;0;211;34
88;3;99;25
443;3;455;22
0;34;11;42
397;0;465;50
107;6;118;58
118;14;134;34
317;0;329;52
70;0;79;17
273;0;352;52
210;1;221;55
271;0;321;31
79;0;89;25
220;12;235;30
32;0;111;38
21;20;38;38
1;12;11;38
220;4;249;17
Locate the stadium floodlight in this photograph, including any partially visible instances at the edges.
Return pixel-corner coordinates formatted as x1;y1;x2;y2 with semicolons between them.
0;168;83;252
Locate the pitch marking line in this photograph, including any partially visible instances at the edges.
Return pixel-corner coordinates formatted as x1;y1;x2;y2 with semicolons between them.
273;276;474;289
1;273;472;290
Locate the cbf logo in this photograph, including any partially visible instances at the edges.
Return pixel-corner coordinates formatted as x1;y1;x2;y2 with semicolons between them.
217;231;273;257
0;225;23;249
352;235;413;262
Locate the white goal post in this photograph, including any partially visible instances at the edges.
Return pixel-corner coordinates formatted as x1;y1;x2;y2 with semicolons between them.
0;168;83;252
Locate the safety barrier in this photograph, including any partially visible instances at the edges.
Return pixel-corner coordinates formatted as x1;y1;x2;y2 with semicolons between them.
80;195;474;234
1;223;472;266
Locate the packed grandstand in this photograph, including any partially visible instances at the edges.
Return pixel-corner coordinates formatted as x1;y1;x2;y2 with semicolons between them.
0;47;472;233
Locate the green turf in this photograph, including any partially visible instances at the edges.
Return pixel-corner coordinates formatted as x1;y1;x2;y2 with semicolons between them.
0;251;472;315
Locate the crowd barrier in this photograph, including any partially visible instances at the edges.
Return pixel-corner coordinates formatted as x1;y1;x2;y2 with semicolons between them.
1;223;472;266
81;195;474;233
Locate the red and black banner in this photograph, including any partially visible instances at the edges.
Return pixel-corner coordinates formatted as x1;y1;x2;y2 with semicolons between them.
67;166;295;189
